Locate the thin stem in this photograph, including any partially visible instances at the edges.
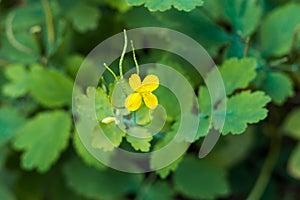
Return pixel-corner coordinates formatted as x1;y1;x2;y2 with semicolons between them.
130;40;139;75
103;63;118;81
5;12;32;54
41;0;55;45
246;132;281;200
133;111;137;124
243;37;250;57
119;29;128;79
269;57;289;67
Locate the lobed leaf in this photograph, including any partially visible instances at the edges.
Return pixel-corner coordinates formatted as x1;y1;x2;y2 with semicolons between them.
13;111;71;172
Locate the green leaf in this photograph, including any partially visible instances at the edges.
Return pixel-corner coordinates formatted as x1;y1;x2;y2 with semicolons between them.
216;91;271;135
260;3;300;57
63;156;143;199
92;123;125;151
126;127;153;152
220;58;257;95
173;155;230;199
67;3;101;33
0;107;25;146
260;71;294;105
288;143;300;179
2;64;29;98
28;64;73;108
224;0;262;36
283;108;300;140
142;181;175;200
73;132;106;170
127;0;204;11
13;111;71;172
156;157;182;179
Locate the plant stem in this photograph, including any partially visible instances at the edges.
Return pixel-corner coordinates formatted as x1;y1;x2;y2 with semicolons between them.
119;29;128;79
130;40;139;75
41;0;55;45
5;12;32;54
246;132;281;200
103;63;118;81
243;36;250;57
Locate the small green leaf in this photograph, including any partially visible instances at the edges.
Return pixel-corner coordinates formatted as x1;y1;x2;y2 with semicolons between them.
216;91;271;135
220;58;257;95
63;156;142;199
67;3;101;33
13;111;71;172
73;132;106;170
0;107;25;146
28;64;73;108
260;3;300;57
173;155;230;199
2;64;29;98
288;143;300;179
261;71;294;105
127;0;203;11
126;127;153;152
283;108;300;140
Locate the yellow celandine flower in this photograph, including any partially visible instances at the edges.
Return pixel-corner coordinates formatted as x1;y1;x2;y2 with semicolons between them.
125;73;159;111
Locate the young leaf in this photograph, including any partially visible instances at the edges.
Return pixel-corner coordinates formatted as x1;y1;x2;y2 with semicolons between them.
0;107;25;146
173;155;230;199
260;3;300;57
13;111;71;172
215;91;271;135
2;64;29;98
260;71;294;105
220;58;257;95
127;0;204;12
28;64;73;108
126;127;153;152
63;156;143;199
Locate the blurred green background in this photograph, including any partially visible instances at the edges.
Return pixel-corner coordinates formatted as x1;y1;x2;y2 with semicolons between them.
1;0;300;199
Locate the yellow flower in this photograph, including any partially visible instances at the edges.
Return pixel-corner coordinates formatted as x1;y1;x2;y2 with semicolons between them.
125;74;159;111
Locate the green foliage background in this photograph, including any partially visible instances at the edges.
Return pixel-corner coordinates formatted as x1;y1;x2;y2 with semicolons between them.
0;0;300;199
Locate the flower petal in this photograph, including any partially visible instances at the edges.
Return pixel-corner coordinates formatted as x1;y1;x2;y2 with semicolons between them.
129;74;142;91
138;75;159;92
142;93;158;109
125;93;142;111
